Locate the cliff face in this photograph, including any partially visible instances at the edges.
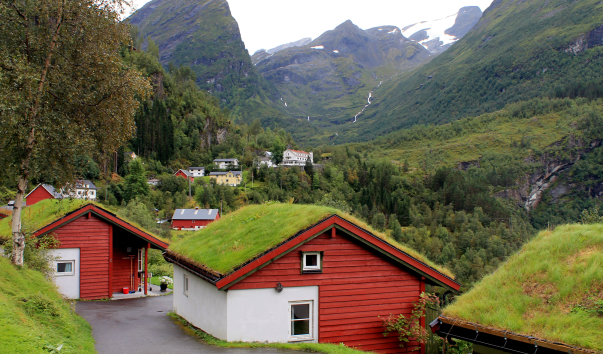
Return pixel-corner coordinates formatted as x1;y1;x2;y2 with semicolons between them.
128;0;283;122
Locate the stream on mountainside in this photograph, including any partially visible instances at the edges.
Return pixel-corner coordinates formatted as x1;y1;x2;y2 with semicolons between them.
353;81;381;123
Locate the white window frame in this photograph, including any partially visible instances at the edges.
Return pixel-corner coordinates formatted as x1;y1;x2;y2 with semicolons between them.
289;301;314;342
55;260;75;276
302;252;321;272
183;274;189;296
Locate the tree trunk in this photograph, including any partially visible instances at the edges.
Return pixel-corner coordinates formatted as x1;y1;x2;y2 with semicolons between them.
11;176;28;266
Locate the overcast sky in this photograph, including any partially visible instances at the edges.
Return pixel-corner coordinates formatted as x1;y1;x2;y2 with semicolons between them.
129;0;493;53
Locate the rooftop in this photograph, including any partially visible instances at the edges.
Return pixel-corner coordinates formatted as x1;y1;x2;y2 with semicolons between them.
189;167;205;170
172;209;219;221
442;224;603;352
0;199;170;245
213;158;238;162
167;203;454;279
210;171;242;176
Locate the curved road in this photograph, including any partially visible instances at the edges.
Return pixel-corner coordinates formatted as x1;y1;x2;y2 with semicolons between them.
76;295;292;354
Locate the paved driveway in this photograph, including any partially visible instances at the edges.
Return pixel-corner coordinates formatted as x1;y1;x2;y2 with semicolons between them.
76;294;291;354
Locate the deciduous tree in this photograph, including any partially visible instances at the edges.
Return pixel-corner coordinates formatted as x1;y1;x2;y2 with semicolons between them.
0;0;151;265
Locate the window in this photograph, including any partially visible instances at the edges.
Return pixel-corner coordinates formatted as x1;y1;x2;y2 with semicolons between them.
183;274;189;296
56;261;75;276
302;252;321;273
290;301;313;341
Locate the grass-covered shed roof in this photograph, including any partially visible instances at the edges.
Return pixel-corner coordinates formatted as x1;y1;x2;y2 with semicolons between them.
0;199;169;245
168;203;455;279
443;224;603;352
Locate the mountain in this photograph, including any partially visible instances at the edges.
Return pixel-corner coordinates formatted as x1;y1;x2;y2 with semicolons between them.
267;37;312;55
331;0;603;143
402;6;482;54
251;20;431;140
127;0;283;121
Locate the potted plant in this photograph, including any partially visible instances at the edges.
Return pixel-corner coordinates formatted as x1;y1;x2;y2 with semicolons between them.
159;276;173;292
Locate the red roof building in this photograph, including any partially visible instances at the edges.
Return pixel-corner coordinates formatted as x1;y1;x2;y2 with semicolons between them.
34;204;168;300
165;214;460;353
171;208;220;231
174;169;194;182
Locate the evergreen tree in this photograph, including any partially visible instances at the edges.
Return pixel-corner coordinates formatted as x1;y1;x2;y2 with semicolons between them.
124;160;150;202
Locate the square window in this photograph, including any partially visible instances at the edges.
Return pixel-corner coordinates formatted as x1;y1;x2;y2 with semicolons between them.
302;252;321;272
290;301;313;341
184;274;189;296
56;261;74;276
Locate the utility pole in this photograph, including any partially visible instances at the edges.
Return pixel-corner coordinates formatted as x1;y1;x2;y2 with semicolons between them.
252;170;254;188
220;200;223;217
188;176;191;200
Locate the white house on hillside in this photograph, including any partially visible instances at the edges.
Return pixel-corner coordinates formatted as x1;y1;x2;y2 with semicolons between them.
281;149;313;167
189;167;205;177
213;159;239;170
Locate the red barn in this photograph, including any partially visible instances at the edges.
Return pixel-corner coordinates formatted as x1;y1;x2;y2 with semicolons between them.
174;169;194;182
33;203;169;300
171;208;220;231
164;205;460;353
25;184;63;205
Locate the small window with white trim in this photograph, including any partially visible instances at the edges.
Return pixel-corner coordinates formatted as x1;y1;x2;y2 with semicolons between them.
183;274;189;296
289;301;313;341
55;261;75;276
302;252;321;273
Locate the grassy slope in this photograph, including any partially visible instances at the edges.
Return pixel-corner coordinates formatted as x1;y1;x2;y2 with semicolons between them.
334;0;603;143
0;257;95;354
444;224;603;351
169;203;454;278
0;199;170;244
366;98;588;166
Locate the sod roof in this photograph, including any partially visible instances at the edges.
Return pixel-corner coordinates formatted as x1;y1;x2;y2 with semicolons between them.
0;199;170;244
168;203;455;279
443;224;603;352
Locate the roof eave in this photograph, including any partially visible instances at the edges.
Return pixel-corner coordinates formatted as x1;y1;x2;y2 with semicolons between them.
432;316;595;354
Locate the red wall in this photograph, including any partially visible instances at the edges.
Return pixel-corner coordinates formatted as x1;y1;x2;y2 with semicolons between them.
27;186;54;206
175;170;193;182
111;229;145;293
230;229;423;353
53;215;111;300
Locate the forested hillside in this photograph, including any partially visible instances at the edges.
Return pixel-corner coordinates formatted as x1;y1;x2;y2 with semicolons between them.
328;0;603;143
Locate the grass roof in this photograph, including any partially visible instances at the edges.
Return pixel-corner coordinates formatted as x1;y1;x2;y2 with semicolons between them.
0;199;169;244
168;203;454;278
443;224;603;352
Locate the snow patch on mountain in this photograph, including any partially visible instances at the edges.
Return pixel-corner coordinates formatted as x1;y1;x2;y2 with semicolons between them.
311;45;324;50
402;13;459;50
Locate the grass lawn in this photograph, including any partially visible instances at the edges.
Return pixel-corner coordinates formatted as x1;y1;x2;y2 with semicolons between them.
170;313;372;354
444;223;603;351
168;202;454;278
149;276;174;289
0;257;95;353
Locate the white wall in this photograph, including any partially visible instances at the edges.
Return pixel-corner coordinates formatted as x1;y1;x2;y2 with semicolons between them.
49;248;80;299
227;286;319;343
173;265;228;340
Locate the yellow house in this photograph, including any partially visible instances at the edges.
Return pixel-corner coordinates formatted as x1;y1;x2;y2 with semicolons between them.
209;171;242;186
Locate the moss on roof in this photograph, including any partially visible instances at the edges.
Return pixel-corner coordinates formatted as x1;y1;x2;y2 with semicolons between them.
0;199;169;244
168;203;454;278
443;224;603;352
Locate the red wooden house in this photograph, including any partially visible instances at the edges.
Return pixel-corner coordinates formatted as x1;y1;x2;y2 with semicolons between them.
164;205;460;353
32;203;169;300
171;207;220;231
174;169;194;182
25;184;63;205
26;182;98;205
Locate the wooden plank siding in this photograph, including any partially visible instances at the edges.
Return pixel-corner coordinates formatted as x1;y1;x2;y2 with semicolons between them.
26;186;54;205
230;229;423;353
52;215;110;299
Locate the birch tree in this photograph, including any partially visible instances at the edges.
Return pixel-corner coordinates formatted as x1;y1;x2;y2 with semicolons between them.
0;0;151;266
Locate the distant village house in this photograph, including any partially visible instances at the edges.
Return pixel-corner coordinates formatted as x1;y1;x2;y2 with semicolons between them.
213;158;239;170
25;181;98;206
147;179;161;186
124;151;138;161
281;149;313;167
171;207;220;231
209;171;242;186
189;167;205;177
174;169;194;183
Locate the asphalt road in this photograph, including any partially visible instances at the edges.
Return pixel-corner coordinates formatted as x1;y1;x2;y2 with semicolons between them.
76;294;291;354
